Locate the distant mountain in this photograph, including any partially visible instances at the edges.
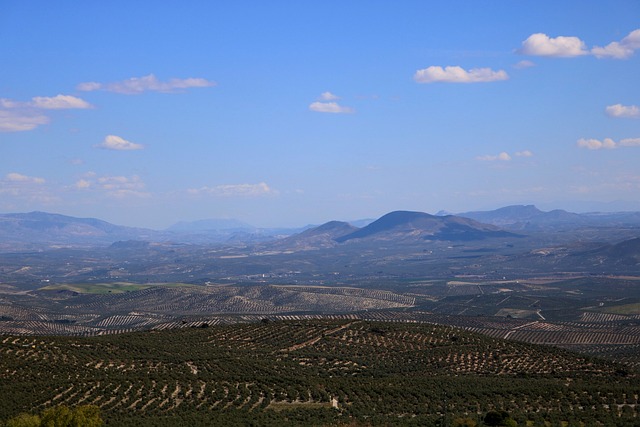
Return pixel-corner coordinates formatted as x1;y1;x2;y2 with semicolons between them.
335;211;518;243
167;218;255;232
458;205;586;231
459;205;640;231
0;212;161;250
270;221;359;250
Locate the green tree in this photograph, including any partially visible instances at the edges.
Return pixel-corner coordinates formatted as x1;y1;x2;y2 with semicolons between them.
69;405;102;427
37;405;103;427
40;406;72;427
6;413;41;427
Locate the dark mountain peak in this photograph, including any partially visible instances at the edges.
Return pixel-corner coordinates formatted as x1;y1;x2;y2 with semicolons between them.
336;210;516;243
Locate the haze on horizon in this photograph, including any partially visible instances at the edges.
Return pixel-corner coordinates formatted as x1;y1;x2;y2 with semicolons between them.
1;1;639;229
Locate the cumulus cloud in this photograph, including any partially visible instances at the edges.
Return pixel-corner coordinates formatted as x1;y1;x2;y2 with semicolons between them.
31;94;93;110
188;182;277;197
78;74;216;94
605;104;640;119
577;137;640;150
95;135;144;151
477;152;512;161
309;101;354;114
414;66;508;83
519;29;640;60
592;29;640;59
518;33;588;57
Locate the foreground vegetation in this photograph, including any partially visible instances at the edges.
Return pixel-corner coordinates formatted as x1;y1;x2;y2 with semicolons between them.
1;320;639;426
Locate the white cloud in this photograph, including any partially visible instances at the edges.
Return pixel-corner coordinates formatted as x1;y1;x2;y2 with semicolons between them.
319;92;339;101
513;60;535;69
518;33;588;57
576;137;640;150
519;29;640;60
5;172;45;184
309;101;354;114
515;150;534;157
592;29;640;59
477;152;512;161
96;135;144;151
188;182;277;197
605;104;640;119
30;94;93;110
577;138;617;150
0;94;91;132
0;110;50;132
77;74;216;94
414;66;508;83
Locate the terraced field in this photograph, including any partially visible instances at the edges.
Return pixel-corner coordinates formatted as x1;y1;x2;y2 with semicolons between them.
1;320;639;426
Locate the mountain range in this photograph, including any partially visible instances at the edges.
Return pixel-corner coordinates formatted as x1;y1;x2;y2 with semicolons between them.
2;205;640;252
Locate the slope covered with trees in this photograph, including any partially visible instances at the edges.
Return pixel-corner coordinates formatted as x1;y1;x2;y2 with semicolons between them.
1;320;638;426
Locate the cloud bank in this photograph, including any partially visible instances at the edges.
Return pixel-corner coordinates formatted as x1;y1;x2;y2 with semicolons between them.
577;137;640;150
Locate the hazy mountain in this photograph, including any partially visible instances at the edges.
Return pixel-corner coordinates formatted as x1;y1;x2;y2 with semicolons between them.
459;205;640;231
0;212;161;250
335;211;518;243
458;205;586;231
167;218;255;232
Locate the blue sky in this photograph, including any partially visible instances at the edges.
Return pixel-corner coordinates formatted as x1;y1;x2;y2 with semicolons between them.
1;1;639;228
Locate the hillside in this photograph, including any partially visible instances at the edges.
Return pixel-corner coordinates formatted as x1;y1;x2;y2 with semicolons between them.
270;221;359;250
1;320;638;426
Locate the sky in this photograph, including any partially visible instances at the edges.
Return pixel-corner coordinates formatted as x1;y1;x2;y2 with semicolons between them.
1;1;639;229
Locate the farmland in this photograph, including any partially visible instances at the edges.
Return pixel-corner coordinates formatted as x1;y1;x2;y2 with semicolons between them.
1;320;639;426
